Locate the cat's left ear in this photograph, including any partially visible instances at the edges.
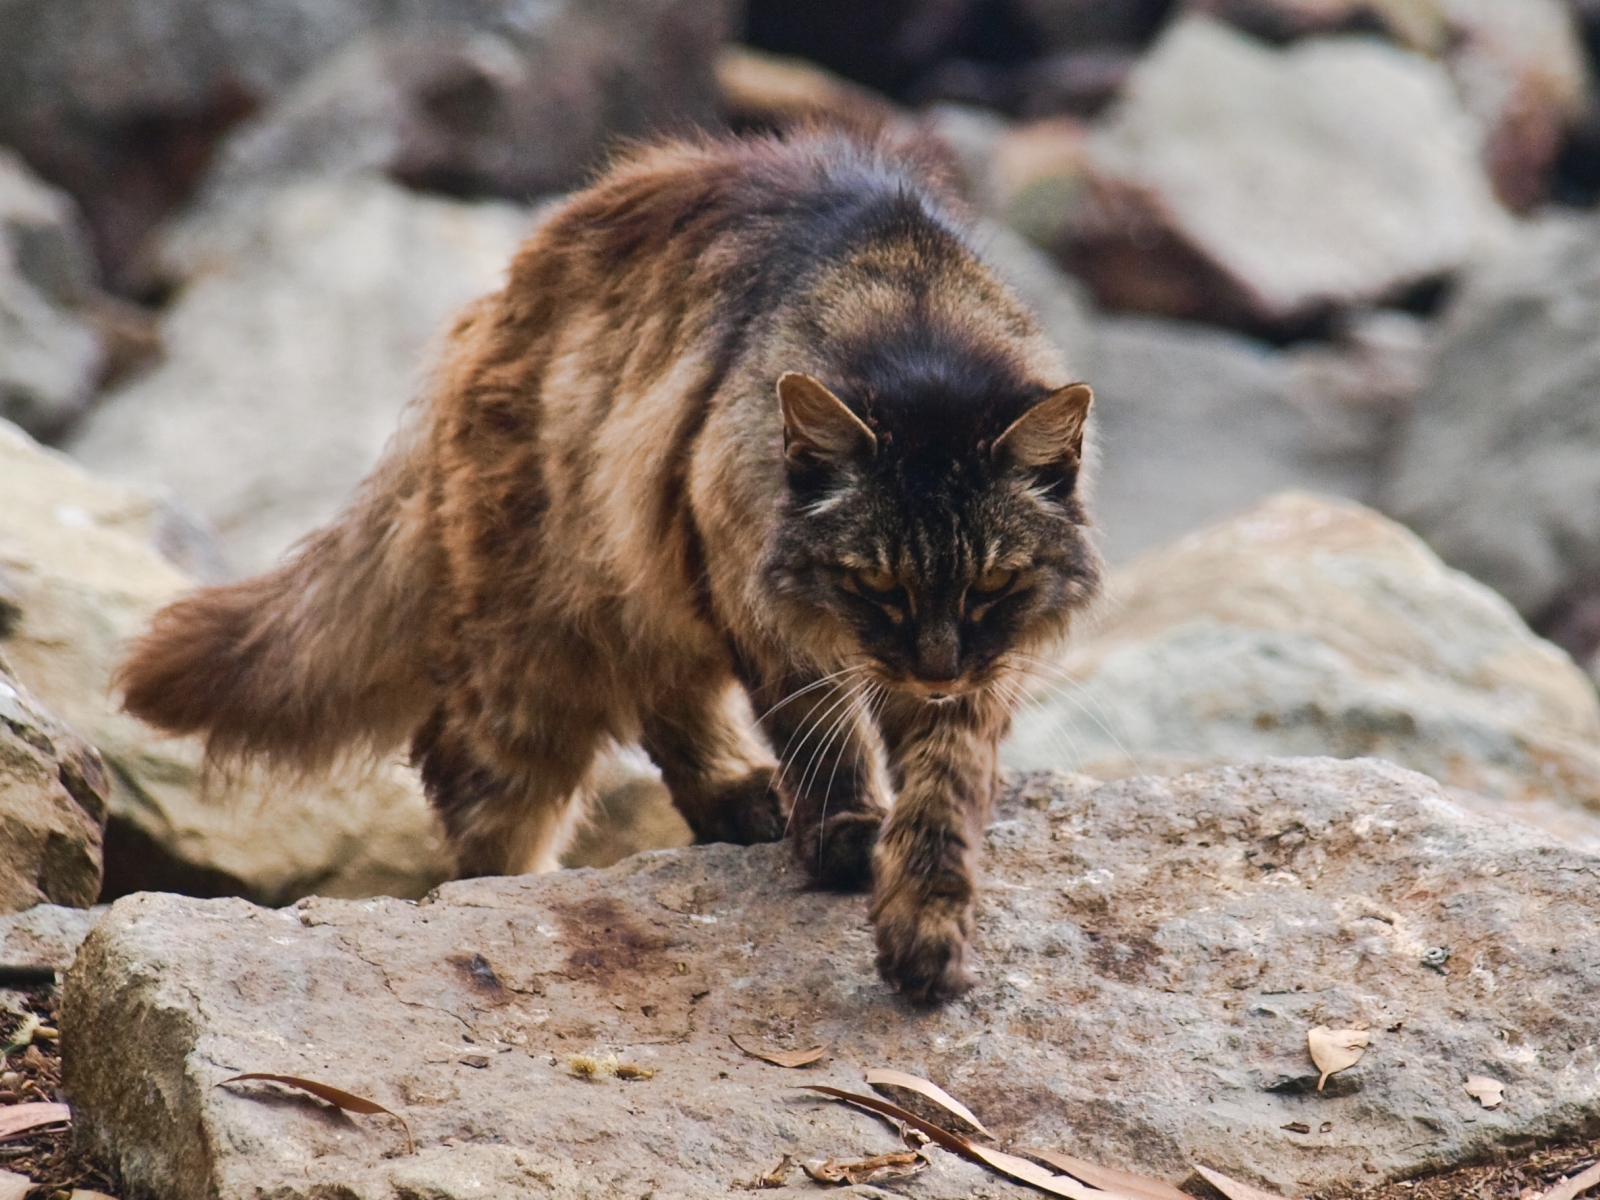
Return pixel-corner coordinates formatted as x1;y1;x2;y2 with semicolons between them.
992;383;1093;468
777;372;877;463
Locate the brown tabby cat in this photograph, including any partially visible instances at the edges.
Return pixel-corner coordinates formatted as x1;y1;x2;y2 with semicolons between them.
117;129;1100;1002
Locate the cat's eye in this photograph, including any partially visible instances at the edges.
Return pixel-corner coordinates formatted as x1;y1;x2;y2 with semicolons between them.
851;567;899;597
970;567;1016;598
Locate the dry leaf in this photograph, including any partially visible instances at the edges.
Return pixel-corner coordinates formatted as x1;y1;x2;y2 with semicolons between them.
729;1034;826;1068
1307;1025;1370;1090
218;1073;413;1154
755;1154;794;1188
0;1101;70;1141
800;1086;1133;1200
1193;1164;1289;1200
69;1192;120;1200
0;1168;30;1200
0;1014;40;1059
1535;1160;1600;1200
1027;1147;1192;1200
1463;1076;1504;1109
615;1062;657;1081
866;1067;993;1137
802;1150;926;1185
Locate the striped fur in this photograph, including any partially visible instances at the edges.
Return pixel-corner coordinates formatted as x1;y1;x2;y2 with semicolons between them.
117;129;1101;1002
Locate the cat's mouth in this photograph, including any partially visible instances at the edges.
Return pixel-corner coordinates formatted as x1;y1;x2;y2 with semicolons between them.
904;679;967;703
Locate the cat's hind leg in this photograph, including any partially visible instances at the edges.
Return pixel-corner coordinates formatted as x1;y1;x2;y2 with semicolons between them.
641;682;785;846
412;703;603;877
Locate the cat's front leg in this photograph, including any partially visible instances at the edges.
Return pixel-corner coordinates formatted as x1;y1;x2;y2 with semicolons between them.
870;691;1005;1003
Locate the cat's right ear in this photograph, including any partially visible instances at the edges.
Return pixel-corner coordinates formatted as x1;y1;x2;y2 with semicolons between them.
777;372;877;463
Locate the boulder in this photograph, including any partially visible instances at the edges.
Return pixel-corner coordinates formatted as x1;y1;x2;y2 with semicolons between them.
1006;492;1600;852
0;150;105;440
0;655;106;913
0;0;732;282
1086;317;1375;562
0;903;103;974
1065;16;1511;331
1382;212;1600;683
1187;0;1594;211
0;418;454;905
62;758;1600;1198
68;176;537;573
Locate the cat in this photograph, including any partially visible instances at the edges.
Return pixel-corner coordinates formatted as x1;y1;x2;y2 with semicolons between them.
117;128;1101;1003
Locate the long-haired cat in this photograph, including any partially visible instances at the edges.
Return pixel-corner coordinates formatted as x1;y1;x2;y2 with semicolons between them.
117;129;1100;1002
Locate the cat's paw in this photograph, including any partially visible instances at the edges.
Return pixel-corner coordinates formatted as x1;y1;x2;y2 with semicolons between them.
797;810;881;891
683;769;786;846
871;888;976;1005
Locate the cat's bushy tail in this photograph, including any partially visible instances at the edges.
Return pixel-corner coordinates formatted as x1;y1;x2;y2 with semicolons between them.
117;434;441;774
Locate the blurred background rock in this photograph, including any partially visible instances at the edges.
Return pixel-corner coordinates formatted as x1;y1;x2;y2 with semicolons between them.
4;0;1600;911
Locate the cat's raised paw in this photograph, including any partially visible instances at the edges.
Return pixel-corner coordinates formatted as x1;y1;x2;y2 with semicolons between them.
680;769;786;846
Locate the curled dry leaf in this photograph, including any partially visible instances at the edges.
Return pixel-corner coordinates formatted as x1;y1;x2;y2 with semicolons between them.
865;1067;993;1137
755;1154;794;1188
800;1086;1131;1200
729;1033;826;1068
218;1073;413;1154
0;1101;70;1141
1462;1076;1504;1109
1026;1146;1192;1200
1536;1160;1600;1200
802;1150;926;1185
0;1168;30;1200
1307;1025;1370;1091
1193;1163;1289;1200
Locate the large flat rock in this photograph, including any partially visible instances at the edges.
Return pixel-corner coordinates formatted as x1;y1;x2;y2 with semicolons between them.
62;759;1600;1199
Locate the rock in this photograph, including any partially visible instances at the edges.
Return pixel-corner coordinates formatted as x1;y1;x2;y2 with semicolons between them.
1006;492;1600;852
0;0;733;282
1188;0;1594;212
0;149;105;439
69;176;537;573
742;0;982;98
972;218;1099;378
716;46;901;134
1382;212;1600;679
0;655;106;913
197;9;730;210
1065;16;1511;332
62;758;1600;1198
1086;317;1373;561
1281;307;1431;462
0;417;453;905
0;903;103;973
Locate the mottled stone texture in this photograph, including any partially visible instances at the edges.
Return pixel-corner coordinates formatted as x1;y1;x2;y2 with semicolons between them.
63;759;1600;1199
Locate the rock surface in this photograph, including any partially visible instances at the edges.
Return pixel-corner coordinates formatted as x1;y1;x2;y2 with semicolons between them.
0;656;107;913
69;176;536;572
1008;492;1600;852
1383;212;1600;681
63;758;1600;1199
0;418;454;905
1087;317;1373;561
0;903;103;972
0;0;732;280
0;150;104;440
1067;16;1510;330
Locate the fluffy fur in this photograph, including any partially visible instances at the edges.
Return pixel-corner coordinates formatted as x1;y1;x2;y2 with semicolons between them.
118;130;1101;1002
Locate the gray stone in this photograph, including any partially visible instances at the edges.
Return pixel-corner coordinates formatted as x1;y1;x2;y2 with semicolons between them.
62;758;1600;1198
1007;492;1600;852
0;149;103;439
1087;317;1373;562
1068;16;1511;328
0;417;454;905
0;0;733;276
1383;212;1600;644
0;903;103;971
69;176;537;573
0;655;106;913
973;217;1099;379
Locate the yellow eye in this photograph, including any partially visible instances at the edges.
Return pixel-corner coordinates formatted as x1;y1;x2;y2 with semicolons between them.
851;567;899;597
971;567;1016;598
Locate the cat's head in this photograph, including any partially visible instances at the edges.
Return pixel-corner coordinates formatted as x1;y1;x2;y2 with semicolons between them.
765;368;1101;700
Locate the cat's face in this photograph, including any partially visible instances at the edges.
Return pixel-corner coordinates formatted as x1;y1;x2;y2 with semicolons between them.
767;373;1100;698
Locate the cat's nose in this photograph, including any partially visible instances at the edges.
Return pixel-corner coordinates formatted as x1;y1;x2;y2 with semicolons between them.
914;624;961;683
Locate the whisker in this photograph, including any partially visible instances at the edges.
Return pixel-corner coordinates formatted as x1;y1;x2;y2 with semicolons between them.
757;663;868;723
